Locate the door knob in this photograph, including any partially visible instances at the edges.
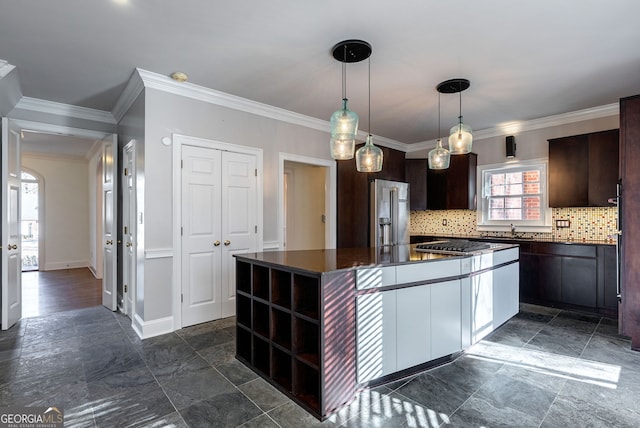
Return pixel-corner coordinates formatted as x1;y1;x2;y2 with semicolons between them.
214;240;221;247
9;244;17;250
126;242;132;248
106;240;113;245
224;240;231;246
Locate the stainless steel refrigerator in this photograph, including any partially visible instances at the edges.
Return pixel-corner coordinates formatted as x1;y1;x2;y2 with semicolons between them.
370;179;410;247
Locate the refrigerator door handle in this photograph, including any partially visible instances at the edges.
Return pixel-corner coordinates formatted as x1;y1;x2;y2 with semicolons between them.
390;187;398;245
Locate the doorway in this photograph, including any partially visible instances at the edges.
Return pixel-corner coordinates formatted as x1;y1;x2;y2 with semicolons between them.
1;118;118;327
278;153;337;250
284;161;326;250
20;169;41;272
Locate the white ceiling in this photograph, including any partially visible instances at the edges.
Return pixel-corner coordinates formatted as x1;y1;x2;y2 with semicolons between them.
2;0;640;146
20;131;98;158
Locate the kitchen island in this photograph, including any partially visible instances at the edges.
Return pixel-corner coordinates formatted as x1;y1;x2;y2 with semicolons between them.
234;242;519;420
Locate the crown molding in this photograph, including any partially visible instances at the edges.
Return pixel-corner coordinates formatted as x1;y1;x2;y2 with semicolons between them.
14;96;116;125
407;103;620;152
130;68;410;152
0;60;14;78
111;68;145;122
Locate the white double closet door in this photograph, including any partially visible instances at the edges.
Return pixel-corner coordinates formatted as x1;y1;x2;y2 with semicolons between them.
181;144;257;327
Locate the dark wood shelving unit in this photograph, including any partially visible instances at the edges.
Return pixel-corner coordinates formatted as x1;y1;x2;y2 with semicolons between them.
235;258;357;420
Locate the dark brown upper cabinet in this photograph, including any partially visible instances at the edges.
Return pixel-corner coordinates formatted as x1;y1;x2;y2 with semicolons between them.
337;144;406;248
548;129;619;207
427;153;477;210
405;159;428;210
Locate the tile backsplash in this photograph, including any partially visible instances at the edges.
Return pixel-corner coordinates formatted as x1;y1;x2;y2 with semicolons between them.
410;207;618;243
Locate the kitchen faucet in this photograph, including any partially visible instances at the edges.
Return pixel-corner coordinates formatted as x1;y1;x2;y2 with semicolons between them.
510;223;516;236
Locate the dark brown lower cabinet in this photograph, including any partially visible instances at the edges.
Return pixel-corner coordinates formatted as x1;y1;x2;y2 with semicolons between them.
519;253;562;303
518;241;615;317
235;259;356;420
561;257;597;307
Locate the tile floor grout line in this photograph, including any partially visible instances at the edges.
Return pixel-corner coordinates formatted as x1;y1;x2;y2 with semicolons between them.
209;358;280;426
122;315;189;427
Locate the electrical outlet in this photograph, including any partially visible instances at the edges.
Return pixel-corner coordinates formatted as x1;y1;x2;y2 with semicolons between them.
555;219;571;228
442;219;448;226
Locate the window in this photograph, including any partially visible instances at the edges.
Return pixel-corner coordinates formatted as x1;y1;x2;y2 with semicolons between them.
478;160;551;231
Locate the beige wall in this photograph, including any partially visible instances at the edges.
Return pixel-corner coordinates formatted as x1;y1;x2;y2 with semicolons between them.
22;154;90;270
284;161;326;250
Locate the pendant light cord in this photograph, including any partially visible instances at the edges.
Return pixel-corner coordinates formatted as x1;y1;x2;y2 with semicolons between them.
458;88;463;134
368;56;371;136
438;92;441;140
342;45;347;100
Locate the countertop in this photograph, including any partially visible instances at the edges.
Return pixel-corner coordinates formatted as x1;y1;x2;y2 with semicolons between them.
235;242;518;275
411;234;615;246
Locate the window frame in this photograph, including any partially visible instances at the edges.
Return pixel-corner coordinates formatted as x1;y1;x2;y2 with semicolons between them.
477;159;552;232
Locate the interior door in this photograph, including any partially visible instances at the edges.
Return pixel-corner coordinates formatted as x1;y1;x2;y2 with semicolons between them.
1;118;22;329
102;135;118;311
220;151;257;318
182;145;222;326
121;141;135;316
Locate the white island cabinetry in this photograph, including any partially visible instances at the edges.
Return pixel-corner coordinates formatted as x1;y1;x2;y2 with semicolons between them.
357;246;518;385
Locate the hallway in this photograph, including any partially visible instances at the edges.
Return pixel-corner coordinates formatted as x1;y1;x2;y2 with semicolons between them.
22;268;102;318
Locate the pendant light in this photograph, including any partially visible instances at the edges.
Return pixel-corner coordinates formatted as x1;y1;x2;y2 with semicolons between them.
330;40;371;160
356;56;383;173
428;91;450;169
437;78;473;154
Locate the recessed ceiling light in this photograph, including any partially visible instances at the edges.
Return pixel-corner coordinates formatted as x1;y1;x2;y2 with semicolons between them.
170;72;188;82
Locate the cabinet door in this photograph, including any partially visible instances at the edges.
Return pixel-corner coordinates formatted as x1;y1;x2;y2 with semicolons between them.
447;153;477;210
431;280;462;359
396;285;430;371
356;291;396;383
405;159;428;210
600;245;618;310
337;153;369;248
519;253;562;303
371;146;406;182
426;169;447;210
493;263;520;327
548;135;589;207
562;257;597;308
426;153;477;210
588;129;619;206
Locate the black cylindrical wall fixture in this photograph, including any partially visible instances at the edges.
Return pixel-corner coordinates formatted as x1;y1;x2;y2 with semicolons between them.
506;135;516;158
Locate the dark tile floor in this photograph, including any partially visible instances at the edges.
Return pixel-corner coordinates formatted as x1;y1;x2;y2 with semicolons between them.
1;303;639;427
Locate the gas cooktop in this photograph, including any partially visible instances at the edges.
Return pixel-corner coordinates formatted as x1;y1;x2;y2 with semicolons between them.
415;240;491;254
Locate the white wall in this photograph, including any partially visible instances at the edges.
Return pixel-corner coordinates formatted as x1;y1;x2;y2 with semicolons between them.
118;91;145;319
22;154;91;270
137;88;335;322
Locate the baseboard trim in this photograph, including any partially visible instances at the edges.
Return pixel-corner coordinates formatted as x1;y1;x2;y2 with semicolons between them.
42;260;89;271
132;314;174;340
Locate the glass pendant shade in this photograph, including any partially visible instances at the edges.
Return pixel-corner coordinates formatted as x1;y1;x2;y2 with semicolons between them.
428;139;450;170
330;98;358;159
356;135;383;172
448;120;473;154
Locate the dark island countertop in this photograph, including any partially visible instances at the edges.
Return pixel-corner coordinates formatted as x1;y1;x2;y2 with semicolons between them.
235;242;518;275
